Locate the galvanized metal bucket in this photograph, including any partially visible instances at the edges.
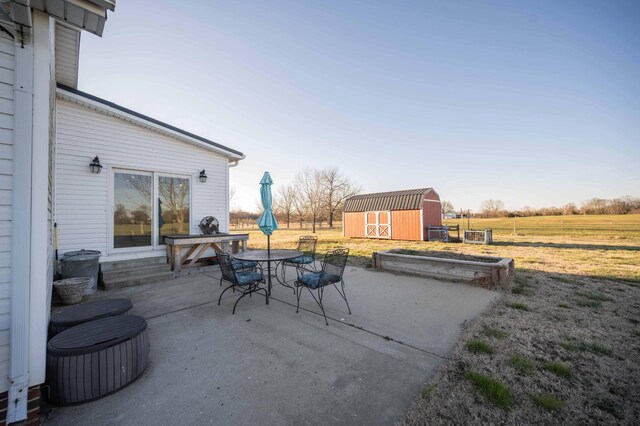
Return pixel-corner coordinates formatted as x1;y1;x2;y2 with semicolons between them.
53;277;90;305
61;250;101;295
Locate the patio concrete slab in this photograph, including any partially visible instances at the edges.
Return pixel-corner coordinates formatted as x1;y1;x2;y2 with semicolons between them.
45;267;498;426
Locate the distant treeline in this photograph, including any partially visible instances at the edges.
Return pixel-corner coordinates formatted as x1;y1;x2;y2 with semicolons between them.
470;196;640;218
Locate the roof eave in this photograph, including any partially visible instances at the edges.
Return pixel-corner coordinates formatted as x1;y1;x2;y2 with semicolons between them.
25;0;115;36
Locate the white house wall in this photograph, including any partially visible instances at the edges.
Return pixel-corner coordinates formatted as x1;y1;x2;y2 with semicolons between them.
0;21;14;393
55;99;230;258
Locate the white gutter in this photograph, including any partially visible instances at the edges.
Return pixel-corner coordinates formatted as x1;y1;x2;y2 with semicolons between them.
228;159;241;168
8;10;33;423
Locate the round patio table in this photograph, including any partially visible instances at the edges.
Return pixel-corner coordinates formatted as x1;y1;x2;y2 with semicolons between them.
233;249;302;296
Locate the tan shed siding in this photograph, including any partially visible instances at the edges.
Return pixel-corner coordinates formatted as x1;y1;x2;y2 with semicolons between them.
0;25;12;393
343;212;365;238
55;99;229;257
391;210;422;241
54;24;80;88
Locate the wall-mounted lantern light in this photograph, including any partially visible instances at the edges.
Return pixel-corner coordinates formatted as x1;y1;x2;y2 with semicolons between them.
199;169;207;183
89;156;102;174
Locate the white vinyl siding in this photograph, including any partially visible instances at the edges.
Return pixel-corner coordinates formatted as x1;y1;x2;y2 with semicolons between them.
55;99;229;258
0;22;13;393
54;23;79;88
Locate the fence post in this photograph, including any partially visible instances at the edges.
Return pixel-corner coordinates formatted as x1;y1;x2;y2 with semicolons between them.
513;220;516;235
610;221;612;238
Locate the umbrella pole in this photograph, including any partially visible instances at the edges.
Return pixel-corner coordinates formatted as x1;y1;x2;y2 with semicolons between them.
267;234;271;296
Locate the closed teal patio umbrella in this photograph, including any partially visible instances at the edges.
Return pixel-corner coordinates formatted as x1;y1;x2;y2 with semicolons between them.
257;171;278;254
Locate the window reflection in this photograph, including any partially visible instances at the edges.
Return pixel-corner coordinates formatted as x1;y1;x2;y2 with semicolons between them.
114;173;152;248
158;176;190;243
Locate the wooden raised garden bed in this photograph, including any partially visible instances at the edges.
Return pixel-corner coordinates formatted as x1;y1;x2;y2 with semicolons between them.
372;249;514;289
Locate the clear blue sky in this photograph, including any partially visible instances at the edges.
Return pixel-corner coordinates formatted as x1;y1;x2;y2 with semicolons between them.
79;0;640;212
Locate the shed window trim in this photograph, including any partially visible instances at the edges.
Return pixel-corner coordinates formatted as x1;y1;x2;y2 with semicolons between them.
365;211;392;239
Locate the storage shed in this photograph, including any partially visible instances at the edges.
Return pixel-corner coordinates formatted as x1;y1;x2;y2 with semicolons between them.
343;188;442;241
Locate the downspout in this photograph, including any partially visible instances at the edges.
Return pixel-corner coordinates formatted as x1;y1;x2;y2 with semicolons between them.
8;9;34;424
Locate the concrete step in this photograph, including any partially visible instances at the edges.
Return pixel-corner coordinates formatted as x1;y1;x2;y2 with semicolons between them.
100;256;167;272
102;264;171;281
102;270;176;290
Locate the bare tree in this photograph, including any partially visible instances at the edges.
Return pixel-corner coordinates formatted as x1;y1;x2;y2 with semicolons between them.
319;167;361;228
292;191;308;229
441;200;454;215
580;198;608;215
230;210;259;229
480;199;505;218
274;184;296;228
562;203;578;215
295;168;324;233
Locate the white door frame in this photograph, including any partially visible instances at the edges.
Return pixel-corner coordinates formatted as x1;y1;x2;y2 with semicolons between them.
109;168;155;255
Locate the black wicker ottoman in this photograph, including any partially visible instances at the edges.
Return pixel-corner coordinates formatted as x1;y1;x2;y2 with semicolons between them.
49;298;133;339
46;315;149;405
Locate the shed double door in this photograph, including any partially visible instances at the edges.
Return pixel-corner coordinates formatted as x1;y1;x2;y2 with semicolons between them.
365;211;391;239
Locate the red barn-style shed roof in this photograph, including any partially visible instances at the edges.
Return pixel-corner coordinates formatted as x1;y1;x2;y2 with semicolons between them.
344;188;438;212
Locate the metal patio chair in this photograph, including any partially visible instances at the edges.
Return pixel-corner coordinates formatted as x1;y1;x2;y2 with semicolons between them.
214;245;260;286
217;253;268;314
281;235;318;284
294;248;351;325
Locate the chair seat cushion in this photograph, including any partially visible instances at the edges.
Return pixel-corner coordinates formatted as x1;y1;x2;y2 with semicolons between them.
235;271;263;286
298;272;340;289
286;256;314;265
232;260;257;270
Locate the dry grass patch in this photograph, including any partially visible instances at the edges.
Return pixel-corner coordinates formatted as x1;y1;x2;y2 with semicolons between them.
505;301;529;311
559;339;612;356
512;285;535;296
574;291;614;302
595;398;621;419
483;326;508;339
575;299;602;308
